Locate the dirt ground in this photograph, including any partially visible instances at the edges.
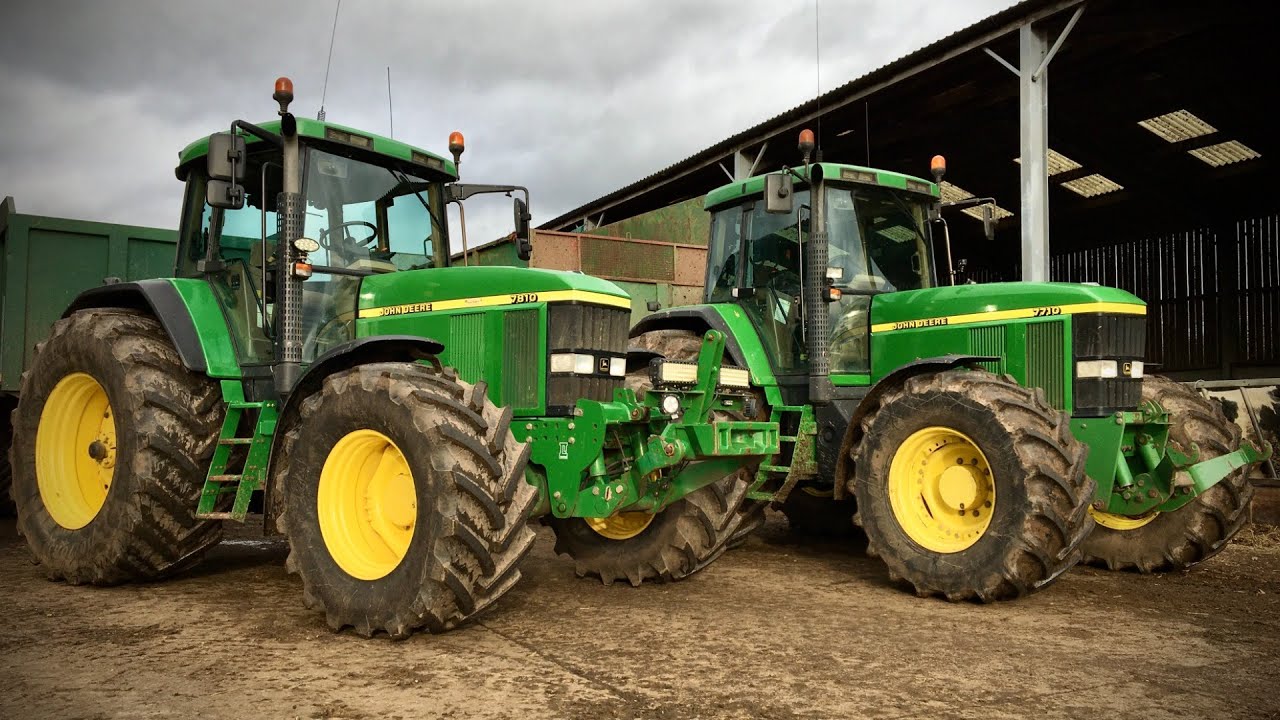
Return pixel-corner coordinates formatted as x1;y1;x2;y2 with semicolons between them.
2;515;1278;720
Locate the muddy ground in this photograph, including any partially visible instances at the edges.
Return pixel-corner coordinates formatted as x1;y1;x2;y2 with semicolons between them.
2;516;1278;720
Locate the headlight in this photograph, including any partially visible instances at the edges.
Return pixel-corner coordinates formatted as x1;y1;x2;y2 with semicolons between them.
1125;360;1144;378
1076;359;1119;378
550;352;598;375
655;361;698;384
609;357;627;377
719;367;750;388
660;394;682;415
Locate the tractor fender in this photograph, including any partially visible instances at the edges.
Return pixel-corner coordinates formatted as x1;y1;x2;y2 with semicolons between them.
627;307;749;370
63;280;210;373
264;335;445;529
277;335;445;424
832;354;998;499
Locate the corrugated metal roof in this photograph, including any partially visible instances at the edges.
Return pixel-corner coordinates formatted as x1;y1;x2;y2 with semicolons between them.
542;0;1080;231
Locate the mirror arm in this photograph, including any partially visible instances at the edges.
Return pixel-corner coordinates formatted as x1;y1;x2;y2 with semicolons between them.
941;196;997;211
447;183;529;204
229;120;283;148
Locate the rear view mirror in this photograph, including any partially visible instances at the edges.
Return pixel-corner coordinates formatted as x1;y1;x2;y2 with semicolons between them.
982;204;995;242
765;173;794;214
207;133;246;210
207;180;244;210
513;197;532;261
207;133;246;182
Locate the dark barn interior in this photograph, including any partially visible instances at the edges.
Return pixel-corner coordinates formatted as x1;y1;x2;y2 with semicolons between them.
543;0;1277;381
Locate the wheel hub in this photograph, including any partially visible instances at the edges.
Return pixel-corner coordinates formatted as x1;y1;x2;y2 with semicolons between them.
35;372;116;529
318;430;417;580
887;426;995;553
586;512;655;540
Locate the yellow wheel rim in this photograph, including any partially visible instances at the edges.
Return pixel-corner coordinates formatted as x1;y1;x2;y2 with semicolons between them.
35;373;117;530
586;512;655;540
318;430;417;581
888;426;995;553
1089;506;1160;531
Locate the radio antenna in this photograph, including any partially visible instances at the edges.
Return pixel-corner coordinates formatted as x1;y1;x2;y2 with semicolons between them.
813;0;823;160
318;0;341;121
386;66;394;138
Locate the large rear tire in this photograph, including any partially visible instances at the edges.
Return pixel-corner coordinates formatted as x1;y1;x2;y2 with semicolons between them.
1;394;17;517
851;370;1093;601
276;362;537;638
10;309;224;584
1081;375;1254;573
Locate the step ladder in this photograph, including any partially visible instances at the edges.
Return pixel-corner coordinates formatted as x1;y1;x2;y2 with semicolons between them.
197;386;277;522
748;405;816;501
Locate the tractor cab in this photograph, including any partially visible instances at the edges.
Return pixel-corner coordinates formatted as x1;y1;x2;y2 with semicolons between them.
175;113;530;369
175;128;455;363
703;162;940;377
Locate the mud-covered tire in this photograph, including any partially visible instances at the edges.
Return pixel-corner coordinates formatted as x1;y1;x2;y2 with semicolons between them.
779;486;861;538
851;370;1093;601
1081;375;1254;573
550;329;765;584
548;471;760;586
276;362;537;638
1;394;17;517
10;309;224;584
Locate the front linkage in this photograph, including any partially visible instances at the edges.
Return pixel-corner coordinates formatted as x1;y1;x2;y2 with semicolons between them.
524;330;779;520
1074;401;1271;518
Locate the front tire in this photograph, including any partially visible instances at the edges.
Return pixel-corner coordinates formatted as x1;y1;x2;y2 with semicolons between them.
851;370;1093;601
1081;375;1254;573
548;471;759;586
10;309;224;584
276;362;537;638
549;329;764;584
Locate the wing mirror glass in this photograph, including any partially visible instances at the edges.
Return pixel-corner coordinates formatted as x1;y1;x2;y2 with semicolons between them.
982;204;995;242
764;173;794;214
513;197;532;261
206;132;247;210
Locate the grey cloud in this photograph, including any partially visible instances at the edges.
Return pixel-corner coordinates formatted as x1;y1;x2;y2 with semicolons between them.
0;0;1013;242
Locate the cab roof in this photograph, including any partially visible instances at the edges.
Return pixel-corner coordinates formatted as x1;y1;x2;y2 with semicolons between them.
175;118;457;180
703;162;940;211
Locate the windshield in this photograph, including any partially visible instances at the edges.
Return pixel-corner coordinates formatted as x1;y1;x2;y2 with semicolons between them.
826;185;932;293
300;146;449;359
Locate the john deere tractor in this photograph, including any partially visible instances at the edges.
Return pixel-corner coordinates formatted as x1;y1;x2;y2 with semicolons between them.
7;79;777;637
631;130;1271;600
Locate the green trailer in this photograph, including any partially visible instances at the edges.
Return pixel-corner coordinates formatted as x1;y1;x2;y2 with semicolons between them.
630;133;1272;600
4;79;777;638
0;198;179;512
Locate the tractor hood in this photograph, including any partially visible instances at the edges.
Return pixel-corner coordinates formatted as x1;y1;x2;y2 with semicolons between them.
357;266;631;318
869;282;1144;332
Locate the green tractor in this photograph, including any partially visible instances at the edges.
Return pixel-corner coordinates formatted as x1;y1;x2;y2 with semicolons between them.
7;79;778;637
630;130;1271;600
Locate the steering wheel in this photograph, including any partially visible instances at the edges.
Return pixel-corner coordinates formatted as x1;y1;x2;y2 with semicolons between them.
318;221;379;249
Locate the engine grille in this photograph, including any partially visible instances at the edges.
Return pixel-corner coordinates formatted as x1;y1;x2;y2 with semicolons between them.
546;303;630;415
1072;313;1145;416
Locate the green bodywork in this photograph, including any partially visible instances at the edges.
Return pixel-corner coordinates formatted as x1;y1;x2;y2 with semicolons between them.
675;165;1271;523
163;119;779;523
176;118;457;179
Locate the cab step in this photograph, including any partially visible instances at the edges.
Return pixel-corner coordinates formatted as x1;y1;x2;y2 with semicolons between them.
197;384;278;522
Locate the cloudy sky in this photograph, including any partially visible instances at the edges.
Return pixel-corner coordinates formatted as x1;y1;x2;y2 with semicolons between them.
0;0;1011;243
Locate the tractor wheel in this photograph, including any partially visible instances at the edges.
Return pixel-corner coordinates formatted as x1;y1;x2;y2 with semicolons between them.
276;362;537;638
1081;375;1254;573
851;370;1093;601
2;393;17;516
10;309;224;583
548;330;764;585
778;485;861;538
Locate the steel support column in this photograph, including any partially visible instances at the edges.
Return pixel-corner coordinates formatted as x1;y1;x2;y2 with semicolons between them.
1019;23;1051;281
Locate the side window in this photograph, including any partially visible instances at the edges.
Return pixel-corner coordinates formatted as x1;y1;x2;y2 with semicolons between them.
706;207;742;303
